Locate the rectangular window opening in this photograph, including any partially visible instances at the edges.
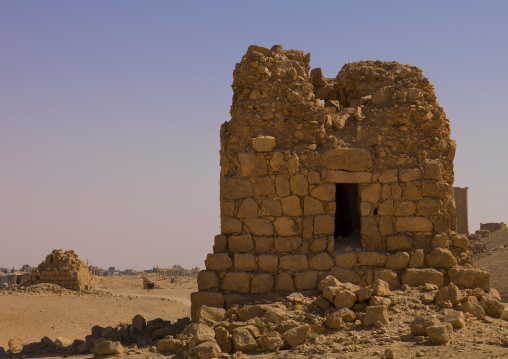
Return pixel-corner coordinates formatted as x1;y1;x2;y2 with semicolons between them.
334;183;361;249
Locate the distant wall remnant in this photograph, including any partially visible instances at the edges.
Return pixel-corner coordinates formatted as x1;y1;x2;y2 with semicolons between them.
454;187;469;235
480;222;507;233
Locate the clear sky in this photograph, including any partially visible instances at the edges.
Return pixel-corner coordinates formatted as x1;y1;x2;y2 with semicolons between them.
1;1;507;271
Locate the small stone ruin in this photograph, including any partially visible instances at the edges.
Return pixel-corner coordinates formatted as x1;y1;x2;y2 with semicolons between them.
29;249;93;291
192;45;489;318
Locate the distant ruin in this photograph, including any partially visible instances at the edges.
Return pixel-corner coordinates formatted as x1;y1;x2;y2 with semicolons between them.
453;187;469;235
29;249;93;291
192;45;488;317
480;222;507;233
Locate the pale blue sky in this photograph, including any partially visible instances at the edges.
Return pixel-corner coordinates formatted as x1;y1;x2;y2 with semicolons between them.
1;1;507;270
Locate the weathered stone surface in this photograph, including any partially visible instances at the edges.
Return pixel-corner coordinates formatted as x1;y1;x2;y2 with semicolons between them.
399;168;421;182
255;237;274;253
448;267;491;291
401;268;444;288
205;253;233;271
325;311;345;329
234;253;257;271
261;332;283;351
325;171;372;183
321;148;372;171
274;217;297;236
417;197;442;217
441;309;465;328
193;340;222;359
244;218;274;236
335;252;357;269
425;248;456;268
435;283;463;305
237;198;259;218
396;217;433;232
314;215;334;235
309;252;334;271
228;235;254;253
409;249;425;268
334;290;357;309
311;183;335;201
253;177;275;196
372;279;392;297
213;235;227;253
361;184;381;202
294;271;318;290
197;271;220;291
222;178;253;200
282;324;311;348
379;169;398;183
458;296;485;318
480;298;505;318
385;252;410;270
426;323;453;344
190;292;224;321
257;254;278;273
93;338;124;355
222;272;250;293
329;267;363;285
304;196;324;215
54;337;72;348
275;272;295;291
232;327;257;351
251;274;275;294
318;275;341;292
260;198;282;217
355;287;373;302
157;338;183;352
196;305;226;322
410;315;439;336
279;255;309;271
275;236;302;253
252;135;275;152
290;174;308;196
387;235;412;251
281;196;302;216
276;175;291;197
364;305;389;326
222;217;242;234
358;252;387;267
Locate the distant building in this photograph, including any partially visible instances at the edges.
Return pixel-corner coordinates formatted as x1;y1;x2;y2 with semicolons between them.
454;187;469;235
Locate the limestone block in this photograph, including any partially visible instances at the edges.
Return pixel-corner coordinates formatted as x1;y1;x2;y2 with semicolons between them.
410;315;439;335
213;235;227;253
205;253;233;271
252;135;275;152
453;235;468;250
222;178;253;200
193;341;222;358
283;324;310;348
431;233;448;248
425;248;456;268
276;175;290;197
386;235;412;251
391;183;402;200
325;171;372;183
333;251;357;269
423;159;442;180
274;217;297;236
421;180;446;198
360;202;371;216
309;252;334;271
308;171;320;184
222;272;250;293
234;253;257;271
314;215;334;235
381;184;391;199
304;196;324;215
399;168;421;182
409;249;425;268
237;198;259;218
190;292;225;321
318;275;341;292
402;182;422;201
228;234;254;253
309;237;327;253
232;327;257;351
257;255;278;273
269;152;284;172
395;217;433;232
221;217;242;234
361;217;379;239
458;296;485;318
254;177;275;196
333;290;357;309
321;148;372;171
260;198;282;217
441;309;465;328
281;196;302;216
286;152;300;174
275;272;295;291
279;255;309;271
435;283;463;305
325;311;345;329
250;274;274;294
358;252;387;267
197;271;220;291
379;216;394;236
310;183;335;201
275;236;302;253
378;199;394;216
448;267;490;291
417;197;442;217
294;271;318;290
379;169;398;183
238;153;256;177
426;323;453;344
373;269;400;290
480;298;505;318
364;305;389;326
251;238;273;254
290;174;309;196
361;184;381;202
244;218;274;236
401;268;444;288
385;252;410;270
195;305;226;322
329;267;363;285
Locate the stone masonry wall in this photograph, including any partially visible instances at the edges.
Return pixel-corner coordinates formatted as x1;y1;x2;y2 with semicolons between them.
480;222;507;233
29;249;93;291
192;45;480;318
454;187;469;235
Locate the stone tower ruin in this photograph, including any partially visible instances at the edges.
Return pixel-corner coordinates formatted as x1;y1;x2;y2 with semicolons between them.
191;45;488;318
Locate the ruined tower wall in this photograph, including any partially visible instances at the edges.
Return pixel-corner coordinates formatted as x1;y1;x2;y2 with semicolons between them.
192;45;475;316
454;187;469;235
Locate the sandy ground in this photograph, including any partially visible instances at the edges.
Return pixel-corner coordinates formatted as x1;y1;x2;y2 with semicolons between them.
0;275;196;350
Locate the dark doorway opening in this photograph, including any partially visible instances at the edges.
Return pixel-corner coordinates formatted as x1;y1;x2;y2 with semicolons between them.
334;183;361;238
